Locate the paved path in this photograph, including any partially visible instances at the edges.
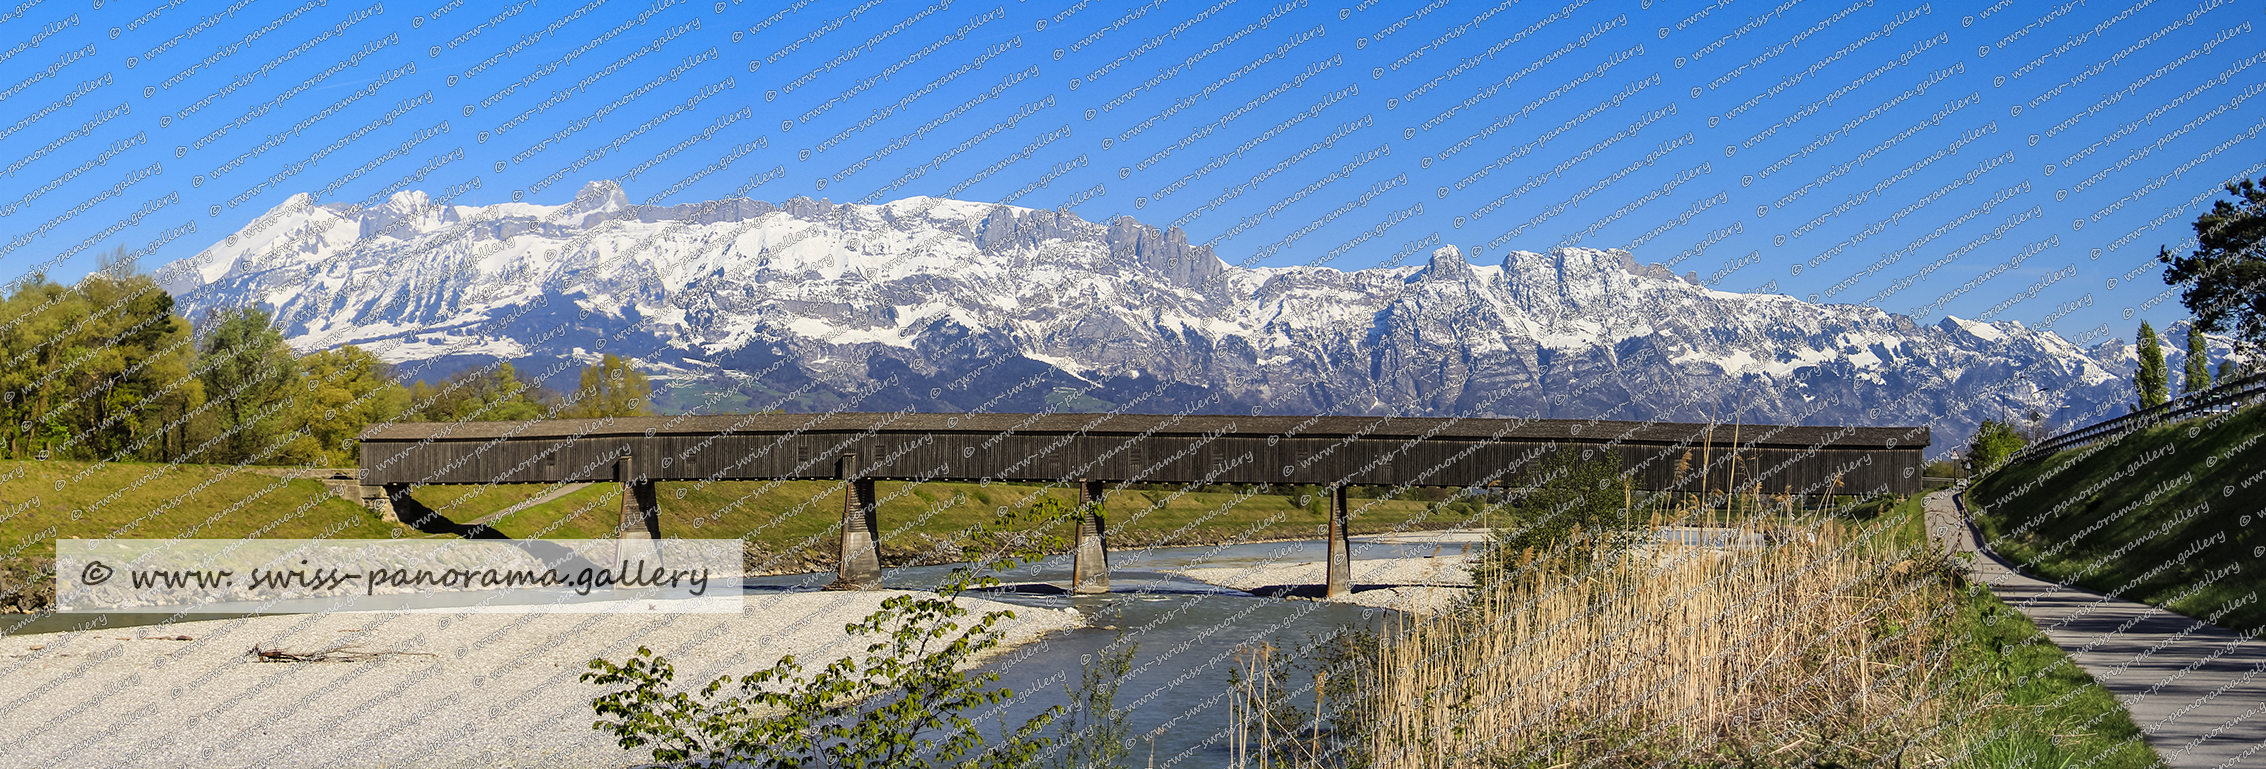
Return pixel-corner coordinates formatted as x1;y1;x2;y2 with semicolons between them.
1927;490;2266;768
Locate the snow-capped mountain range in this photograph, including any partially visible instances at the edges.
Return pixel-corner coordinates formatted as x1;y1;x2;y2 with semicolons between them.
159;181;2206;451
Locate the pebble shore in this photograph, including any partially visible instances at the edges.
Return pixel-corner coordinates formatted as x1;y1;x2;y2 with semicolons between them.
0;590;1082;768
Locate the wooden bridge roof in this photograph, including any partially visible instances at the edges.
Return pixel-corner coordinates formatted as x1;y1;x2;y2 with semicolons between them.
363;412;1918;447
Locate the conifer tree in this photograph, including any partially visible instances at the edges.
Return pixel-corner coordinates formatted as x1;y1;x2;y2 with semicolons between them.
2135;321;2169;409
2183;324;2212;394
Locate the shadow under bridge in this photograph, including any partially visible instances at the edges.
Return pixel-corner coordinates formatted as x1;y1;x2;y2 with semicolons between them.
356;412;1929;598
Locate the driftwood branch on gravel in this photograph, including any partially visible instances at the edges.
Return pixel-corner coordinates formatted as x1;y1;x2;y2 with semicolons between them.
248;643;438;663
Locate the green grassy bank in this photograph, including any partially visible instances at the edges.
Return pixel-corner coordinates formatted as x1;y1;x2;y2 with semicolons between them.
1;461;1464;557
0;461;402;559
458;479;1456;542
1966;400;2265;635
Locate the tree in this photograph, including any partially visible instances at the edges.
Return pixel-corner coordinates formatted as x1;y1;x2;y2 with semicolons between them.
2134;321;2169;409
406;361;553;423
96;243;137;280
196;306;301;463
1048;633;1137;769
2184;324;2213;394
2160;175;2266;360
1967;419;2027;474
2221;357;2242;383
285;345;410;466
0;264;198;461
562;353;653;418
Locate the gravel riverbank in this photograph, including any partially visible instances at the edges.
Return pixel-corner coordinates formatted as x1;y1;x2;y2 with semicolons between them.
1166;538;1479;616
0;590;1082;768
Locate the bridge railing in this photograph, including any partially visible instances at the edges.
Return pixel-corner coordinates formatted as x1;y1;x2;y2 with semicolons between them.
2009;371;2266;463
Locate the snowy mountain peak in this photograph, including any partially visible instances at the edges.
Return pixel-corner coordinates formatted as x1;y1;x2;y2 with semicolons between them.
1106;215;1223;288
571;180;631;217
1421;245;1474;282
1939;316;2007;345
358;189;455;238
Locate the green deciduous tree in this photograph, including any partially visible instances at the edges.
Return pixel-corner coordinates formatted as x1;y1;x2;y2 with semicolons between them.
196;306;301;464
2160;176;2266;360
2134;321;2169;409
405;361;553;423
2184;324;2213;394
0;257;201;462
562;353;653;418
1967;419;2027;474
286;345;410;466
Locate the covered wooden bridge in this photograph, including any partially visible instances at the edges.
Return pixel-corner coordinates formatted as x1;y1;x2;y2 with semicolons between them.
356;411;1928;597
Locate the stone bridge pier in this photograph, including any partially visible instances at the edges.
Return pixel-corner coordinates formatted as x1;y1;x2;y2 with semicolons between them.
1325;484;1351;599
830;453;884;591
1071;480;1108;594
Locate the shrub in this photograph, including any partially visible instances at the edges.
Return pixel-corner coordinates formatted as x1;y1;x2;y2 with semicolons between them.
583;497;1081;768
1466;448;1636;589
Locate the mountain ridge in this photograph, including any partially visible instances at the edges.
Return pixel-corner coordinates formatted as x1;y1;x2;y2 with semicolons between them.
159;182;2196;450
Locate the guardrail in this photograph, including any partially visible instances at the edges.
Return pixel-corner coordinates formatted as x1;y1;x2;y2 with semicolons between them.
2009;371;2265;462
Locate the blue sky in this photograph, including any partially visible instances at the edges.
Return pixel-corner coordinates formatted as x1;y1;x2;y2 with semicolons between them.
2;0;2261;342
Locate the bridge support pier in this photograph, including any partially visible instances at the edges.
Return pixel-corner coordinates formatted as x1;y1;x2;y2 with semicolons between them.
361;484;402;523
616;455;661;540
1070;480;1109;594
1325;484;1351;599
829;454;883;591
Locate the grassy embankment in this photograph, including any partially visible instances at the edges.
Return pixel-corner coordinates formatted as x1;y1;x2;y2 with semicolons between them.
1966;399;2264;634
0;460;1467;609
411;477;1463;569
1340;495;2160;768
0;461;403;613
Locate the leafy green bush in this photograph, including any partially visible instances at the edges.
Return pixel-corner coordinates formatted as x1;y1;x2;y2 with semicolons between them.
1045;631;1137;769
583;497;1082;768
1465;448;1636;589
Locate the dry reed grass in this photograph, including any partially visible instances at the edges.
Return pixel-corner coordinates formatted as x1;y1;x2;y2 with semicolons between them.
1367;514;1958;768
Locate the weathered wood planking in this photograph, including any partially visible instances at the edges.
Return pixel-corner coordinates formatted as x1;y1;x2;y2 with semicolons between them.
360;412;1928;495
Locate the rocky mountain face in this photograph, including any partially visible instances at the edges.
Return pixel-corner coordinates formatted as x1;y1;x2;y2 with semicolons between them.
160;181;2166;452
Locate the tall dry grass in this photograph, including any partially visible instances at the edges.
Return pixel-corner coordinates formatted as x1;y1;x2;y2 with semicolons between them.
1368;516;1958;768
